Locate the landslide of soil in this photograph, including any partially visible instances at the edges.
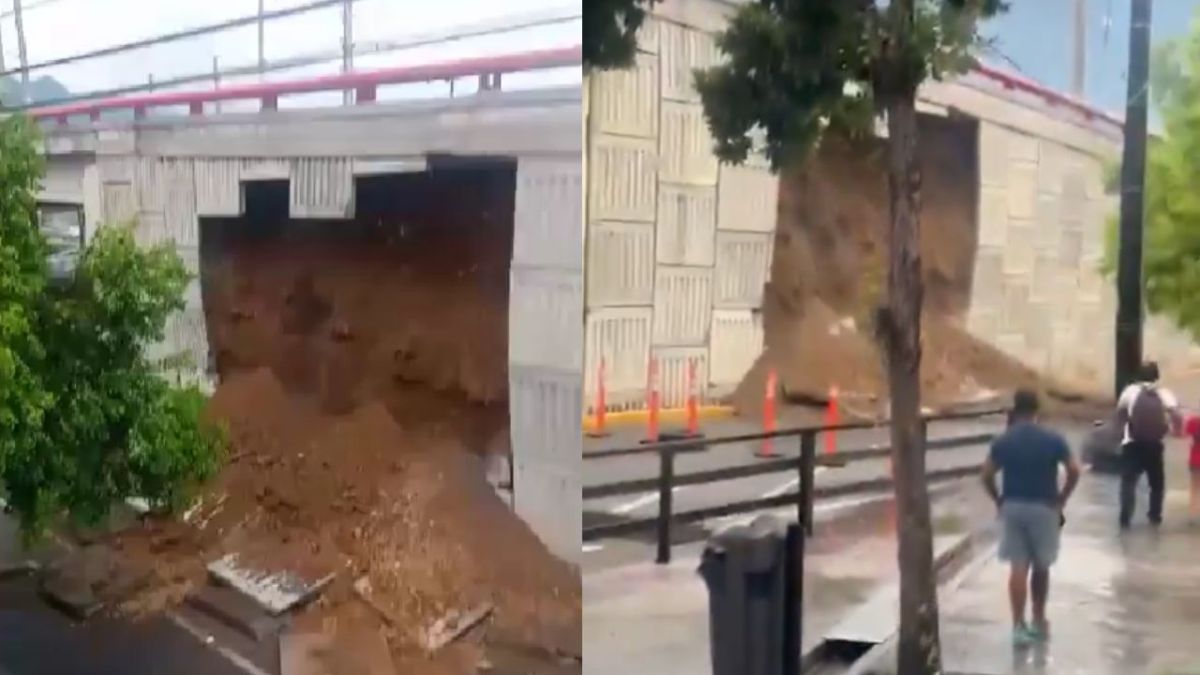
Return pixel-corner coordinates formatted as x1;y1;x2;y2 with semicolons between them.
733;122;1103;420
113;173;579;673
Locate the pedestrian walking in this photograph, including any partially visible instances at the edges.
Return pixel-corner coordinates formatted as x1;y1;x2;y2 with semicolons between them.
981;389;1081;646
1115;361;1182;528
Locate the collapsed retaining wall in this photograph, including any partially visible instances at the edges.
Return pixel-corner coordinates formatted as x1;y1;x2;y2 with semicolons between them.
37;89;585;563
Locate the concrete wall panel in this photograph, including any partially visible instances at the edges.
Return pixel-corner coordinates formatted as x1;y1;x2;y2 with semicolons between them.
289;158;354;219
587;220;655;307
513;159;584;270
660;21;717;102
585;306;653;406
977;186;1008;248
708;308;762;390
589;134;657;222
509;267;584;372
101;182;137;225
717;164;777;233
163;159;199;247
714;231;771;308
508;365;582;564
652;345;707;408
136;158;166;212
653;266;712;346
656;183;716;266
659;100;718;185
1006;161;1038;220
40;156;87;203
590;51;658;138
194;159;244;217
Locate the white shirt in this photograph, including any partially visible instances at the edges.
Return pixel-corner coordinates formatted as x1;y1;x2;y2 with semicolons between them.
1117;382;1179;444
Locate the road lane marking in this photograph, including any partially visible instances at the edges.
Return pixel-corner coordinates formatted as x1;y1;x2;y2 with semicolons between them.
168;612;272;675
761;467;828;499
609;487;685;515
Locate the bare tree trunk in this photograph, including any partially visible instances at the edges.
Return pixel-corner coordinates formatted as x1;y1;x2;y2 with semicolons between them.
874;3;939;671
879;90;942;675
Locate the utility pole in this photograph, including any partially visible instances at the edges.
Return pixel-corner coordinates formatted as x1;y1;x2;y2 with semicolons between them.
341;0;353;105
257;0;265;74
1071;0;1086;97
1115;0;1152;396
13;0;29;94
0;13;7;73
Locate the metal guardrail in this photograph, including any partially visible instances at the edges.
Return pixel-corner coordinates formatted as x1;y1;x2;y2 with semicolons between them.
27;46;581;123
582;408;1005;564
7;7;581;112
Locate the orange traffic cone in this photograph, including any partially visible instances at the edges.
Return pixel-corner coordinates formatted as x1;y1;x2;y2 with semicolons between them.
685;359;700;437
757;368;779;458
587;357;609;438
643;357;661;444
824;385;840;456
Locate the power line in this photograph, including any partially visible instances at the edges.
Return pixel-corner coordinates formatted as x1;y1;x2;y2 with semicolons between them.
0;0;360;78
0;0;71;21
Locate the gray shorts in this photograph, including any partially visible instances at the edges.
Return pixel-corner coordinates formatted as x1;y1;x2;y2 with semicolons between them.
998;500;1061;568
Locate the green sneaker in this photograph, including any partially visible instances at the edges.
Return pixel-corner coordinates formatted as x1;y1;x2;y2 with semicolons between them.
1027;621;1050;642
1012;625;1036;647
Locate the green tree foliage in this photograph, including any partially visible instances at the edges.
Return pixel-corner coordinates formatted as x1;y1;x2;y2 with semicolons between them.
1102;24;1200;338
694;0;1006;170
583;0;659;70
0;116;224;539
694;2;1004;672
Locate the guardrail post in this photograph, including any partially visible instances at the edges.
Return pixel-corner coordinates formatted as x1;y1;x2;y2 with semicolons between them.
784;522;802;675
799;431;815;537
656;448;676;565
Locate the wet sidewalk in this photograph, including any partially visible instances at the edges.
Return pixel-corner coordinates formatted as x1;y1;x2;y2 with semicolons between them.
933;457;1200;675
583;480;995;675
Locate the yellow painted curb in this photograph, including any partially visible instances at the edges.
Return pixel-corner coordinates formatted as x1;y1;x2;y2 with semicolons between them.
582;405;736;434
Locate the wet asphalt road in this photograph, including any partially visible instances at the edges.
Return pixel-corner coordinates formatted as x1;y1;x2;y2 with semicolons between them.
0;577;245;675
0;508;246;675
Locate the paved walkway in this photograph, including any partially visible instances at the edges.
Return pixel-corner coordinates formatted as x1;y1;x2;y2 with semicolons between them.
583;480;995;675
933;454;1200;675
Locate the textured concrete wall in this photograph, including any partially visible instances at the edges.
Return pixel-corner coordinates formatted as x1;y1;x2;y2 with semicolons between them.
923;75;1200;388
584;0;778;411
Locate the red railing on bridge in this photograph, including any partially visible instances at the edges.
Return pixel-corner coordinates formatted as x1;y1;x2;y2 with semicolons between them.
27;45;1118;134
27;45;581;124
972;62;1123;130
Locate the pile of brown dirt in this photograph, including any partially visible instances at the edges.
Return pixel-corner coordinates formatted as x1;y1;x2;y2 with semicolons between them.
117;369;579;672
735;124;1103;419
202;219;510;451
111;170;578;673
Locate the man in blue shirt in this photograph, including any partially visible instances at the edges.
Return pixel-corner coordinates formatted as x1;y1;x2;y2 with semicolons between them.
981;389;1081;645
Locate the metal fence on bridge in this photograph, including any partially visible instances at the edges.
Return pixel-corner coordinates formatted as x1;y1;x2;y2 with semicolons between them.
1;0;580;110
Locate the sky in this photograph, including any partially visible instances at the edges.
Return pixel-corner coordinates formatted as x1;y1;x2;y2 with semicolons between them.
980;0;1200;126
0;0;581;108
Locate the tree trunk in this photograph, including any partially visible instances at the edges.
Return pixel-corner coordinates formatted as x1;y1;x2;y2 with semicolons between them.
880;92;942;673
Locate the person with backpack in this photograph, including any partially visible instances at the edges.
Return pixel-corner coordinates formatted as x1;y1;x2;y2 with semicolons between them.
1116;361;1183;528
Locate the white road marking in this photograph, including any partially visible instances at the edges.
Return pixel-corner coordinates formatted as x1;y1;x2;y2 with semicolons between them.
582;543;604;553
761;467;828;499
609;487;685;515
168;612;272;675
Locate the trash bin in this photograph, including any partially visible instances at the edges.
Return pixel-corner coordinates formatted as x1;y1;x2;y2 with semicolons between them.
698;514;799;675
